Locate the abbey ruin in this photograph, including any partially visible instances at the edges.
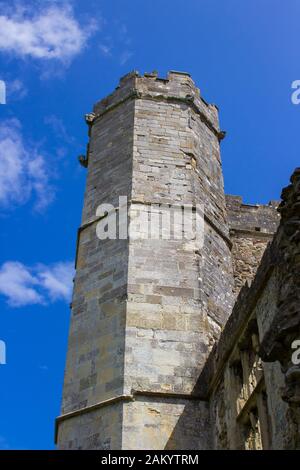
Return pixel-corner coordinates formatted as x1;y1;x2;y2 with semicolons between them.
55;71;300;450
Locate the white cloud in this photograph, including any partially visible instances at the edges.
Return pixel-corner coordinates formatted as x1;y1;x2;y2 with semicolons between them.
0;3;97;64
0;261;74;307
0;262;43;307
0;119;54;211
38;262;74;302
0;79;6;104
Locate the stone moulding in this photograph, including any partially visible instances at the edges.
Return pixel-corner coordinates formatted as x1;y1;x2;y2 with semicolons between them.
73;199;233;271
55;394;134;444
86;89;225;142
55;389;205;444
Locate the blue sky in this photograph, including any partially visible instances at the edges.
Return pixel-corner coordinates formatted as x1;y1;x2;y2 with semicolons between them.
0;0;299;450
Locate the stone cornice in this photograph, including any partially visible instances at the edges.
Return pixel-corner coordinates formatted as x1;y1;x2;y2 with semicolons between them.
87;89;225;142
74;199;232;269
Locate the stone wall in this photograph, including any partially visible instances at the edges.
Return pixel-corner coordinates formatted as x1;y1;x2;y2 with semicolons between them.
226;195;280;295
198;169;300;449
122;397;210;450
207;267;288;449
56;68;299;450
57;402;123;450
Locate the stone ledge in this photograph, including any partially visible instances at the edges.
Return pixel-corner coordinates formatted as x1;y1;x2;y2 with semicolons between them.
55;394;134;443
55;389;207;444
229;228;275;238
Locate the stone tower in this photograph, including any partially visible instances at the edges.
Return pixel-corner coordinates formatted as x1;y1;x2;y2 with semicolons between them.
56;71;235;450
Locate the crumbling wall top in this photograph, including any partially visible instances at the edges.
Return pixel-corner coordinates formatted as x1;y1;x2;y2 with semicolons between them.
226;194;280;234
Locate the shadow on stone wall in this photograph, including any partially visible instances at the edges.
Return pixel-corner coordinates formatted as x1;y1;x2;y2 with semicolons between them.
164;398;211;450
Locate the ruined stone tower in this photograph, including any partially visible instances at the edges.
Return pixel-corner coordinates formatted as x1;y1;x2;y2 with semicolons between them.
56;71;237;449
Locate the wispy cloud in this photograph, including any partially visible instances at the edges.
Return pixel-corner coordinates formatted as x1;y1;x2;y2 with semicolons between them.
44;115;75;146
99;43;112;57
99;21;134;66
120;50;133;66
7;79;27;101
0;261;74;307
0;2;97;64
0;79;6;104
0;262;43;307
0;119;55;211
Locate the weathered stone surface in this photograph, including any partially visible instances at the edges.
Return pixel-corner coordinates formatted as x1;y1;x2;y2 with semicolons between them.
57;70;299;450
226;195;280;295
197;168;300;449
122;397;211;450
57;71;234;449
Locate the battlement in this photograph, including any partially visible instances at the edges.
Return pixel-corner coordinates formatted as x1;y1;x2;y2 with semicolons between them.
226;194;280;235
92;70;222;139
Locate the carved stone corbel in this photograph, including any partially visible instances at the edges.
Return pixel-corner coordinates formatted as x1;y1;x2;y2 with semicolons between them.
78;143;90;168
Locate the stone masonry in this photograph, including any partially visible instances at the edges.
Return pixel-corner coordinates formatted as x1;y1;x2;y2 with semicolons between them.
226;195;280;295
56;71;297;450
198;168;300;449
